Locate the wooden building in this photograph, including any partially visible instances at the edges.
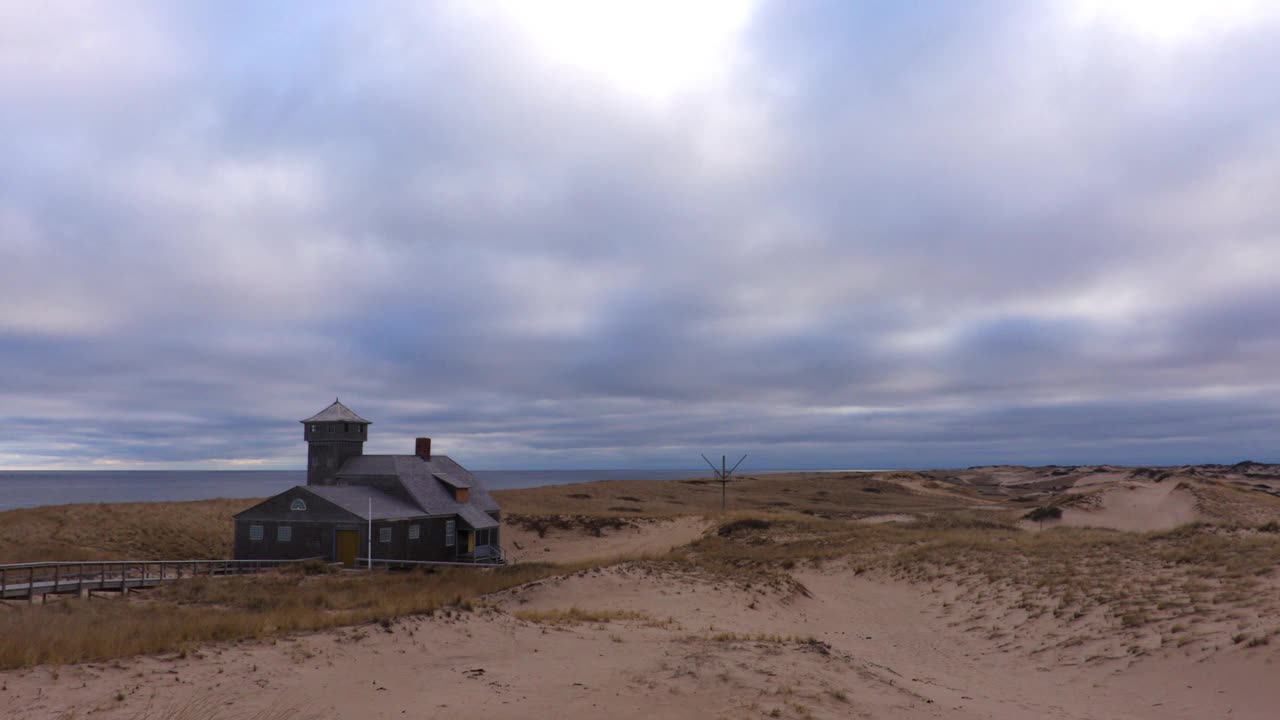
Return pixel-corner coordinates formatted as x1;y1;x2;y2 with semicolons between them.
233;400;501;566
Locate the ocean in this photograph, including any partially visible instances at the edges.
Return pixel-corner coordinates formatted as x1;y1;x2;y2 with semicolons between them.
0;469;743;511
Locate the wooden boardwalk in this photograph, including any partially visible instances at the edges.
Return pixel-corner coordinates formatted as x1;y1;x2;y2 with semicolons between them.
0;558;321;601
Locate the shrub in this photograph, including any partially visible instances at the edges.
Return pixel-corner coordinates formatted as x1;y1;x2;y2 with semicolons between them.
1024;506;1064;523
717;518;772;537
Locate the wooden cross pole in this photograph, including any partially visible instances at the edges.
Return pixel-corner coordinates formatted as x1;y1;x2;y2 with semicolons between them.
701;453;748;511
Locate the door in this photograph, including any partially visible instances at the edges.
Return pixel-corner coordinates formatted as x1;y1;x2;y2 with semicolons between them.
335;530;359;568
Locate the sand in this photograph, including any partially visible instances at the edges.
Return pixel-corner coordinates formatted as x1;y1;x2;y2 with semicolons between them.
501;516;709;565
1021;481;1201;532
7;560;1278;719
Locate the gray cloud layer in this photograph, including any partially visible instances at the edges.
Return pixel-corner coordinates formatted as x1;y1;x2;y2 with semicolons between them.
3;1;1280;469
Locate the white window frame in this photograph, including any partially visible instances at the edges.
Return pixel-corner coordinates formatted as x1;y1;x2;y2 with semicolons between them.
409;524;420;541
290;498;307;511
379;526;392;543
278;525;292;542
249;524;264;542
445;520;456;547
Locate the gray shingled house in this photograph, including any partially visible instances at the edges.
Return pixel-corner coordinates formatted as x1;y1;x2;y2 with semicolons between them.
233;400;501;566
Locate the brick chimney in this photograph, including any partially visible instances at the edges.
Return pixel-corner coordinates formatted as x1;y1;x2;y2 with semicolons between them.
415;437;432;460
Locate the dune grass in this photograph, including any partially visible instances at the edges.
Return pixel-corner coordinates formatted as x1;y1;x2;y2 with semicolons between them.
0;561;607;669
512;606;667;626
0;498;256;564
493;470;984;518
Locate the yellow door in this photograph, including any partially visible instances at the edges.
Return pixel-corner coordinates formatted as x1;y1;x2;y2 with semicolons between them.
335;530;359;568
466;530;474;554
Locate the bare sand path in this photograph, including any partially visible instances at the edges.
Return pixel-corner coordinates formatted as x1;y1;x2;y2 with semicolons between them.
501;516;709;565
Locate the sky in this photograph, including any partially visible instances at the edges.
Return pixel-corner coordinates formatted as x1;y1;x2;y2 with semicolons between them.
3;1;1280;471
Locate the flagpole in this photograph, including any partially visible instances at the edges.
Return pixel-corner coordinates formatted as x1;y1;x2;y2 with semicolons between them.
367;497;372;571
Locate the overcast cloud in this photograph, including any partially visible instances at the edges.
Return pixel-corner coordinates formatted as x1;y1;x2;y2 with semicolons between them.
3;1;1280;470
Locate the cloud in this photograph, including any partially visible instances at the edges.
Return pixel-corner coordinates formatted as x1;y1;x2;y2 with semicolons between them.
2;1;1280;470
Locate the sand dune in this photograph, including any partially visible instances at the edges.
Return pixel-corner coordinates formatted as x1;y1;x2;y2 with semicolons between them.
1037;482;1201;532
8;561;1277;719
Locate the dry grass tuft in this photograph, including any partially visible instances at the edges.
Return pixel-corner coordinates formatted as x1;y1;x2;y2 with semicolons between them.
512;606;667;626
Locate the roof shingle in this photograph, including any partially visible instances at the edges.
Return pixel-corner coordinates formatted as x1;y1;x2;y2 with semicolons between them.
301;399;371;424
304;485;423;520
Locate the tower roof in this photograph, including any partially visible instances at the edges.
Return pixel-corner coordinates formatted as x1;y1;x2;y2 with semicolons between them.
300;399;371;424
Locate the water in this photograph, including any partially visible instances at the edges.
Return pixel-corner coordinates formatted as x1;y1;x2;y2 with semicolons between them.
0;469;747;511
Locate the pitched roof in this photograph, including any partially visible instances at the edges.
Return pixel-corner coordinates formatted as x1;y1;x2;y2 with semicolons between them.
301;399;371;424
330;453;500;520
389;454;501;515
432;472;472;490
338;455;397;476
304;485;423;521
457;504;500;529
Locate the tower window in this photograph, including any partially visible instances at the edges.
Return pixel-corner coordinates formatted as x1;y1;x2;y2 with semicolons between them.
344;423;349;432
310;424;317;433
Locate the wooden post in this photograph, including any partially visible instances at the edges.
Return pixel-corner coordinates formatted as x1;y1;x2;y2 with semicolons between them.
28;567;35;600
53;565;60;594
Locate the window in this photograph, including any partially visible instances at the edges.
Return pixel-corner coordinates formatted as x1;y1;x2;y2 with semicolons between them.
344;423;349;432
445;520;456;547
249;524;264;542
290;498;307;511
409;524;420;541
278;525;292;542
379;527;392;543
310;424;317;433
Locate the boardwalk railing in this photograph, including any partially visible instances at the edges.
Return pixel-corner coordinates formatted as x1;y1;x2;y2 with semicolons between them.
357;553;506;570
357;543;507;569
0;558;323;601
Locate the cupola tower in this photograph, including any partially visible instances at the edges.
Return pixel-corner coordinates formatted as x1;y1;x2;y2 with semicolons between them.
300;399;369;486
